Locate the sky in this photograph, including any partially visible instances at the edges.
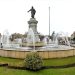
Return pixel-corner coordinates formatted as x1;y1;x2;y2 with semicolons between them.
0;0;75;36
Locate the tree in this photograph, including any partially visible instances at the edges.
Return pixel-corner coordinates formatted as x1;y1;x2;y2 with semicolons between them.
10;33;23;41
71;31;75;43
0;33;1;38
71;32;75;39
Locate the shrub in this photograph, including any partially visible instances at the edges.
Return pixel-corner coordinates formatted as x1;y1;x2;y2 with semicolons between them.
24;52;43;71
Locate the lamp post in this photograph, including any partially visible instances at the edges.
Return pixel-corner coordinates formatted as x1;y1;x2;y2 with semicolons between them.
49;7;50;36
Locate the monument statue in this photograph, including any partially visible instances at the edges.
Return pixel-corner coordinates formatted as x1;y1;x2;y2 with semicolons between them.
28;6;36;18
27;6;39;43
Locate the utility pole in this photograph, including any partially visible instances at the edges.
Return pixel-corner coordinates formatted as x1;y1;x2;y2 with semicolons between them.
49;7;50;36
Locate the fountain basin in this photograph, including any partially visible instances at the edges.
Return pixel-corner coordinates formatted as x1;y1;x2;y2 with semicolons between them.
22;42;45;47
0;47;75;59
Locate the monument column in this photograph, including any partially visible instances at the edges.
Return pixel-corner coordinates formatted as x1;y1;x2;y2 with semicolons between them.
28;18;38;34
27;6;40;42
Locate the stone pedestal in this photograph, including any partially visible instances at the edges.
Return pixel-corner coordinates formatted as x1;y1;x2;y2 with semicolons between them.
28;18;40;42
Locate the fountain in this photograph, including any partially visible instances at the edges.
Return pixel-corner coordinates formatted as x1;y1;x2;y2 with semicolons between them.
43;36;49;45
27;28;35;51
1;30;10;48
0;6;74;59
40;33;58;50
0;30;21;49
39;32;74;51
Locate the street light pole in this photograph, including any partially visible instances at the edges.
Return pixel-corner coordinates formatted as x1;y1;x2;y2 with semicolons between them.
49;7;50;36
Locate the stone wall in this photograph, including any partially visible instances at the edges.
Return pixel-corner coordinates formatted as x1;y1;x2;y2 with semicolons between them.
0;49;75;59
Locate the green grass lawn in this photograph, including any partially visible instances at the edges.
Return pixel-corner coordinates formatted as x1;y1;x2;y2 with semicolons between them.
0;56;75;66
43;56;75;66
0;57;24;66
0;67;75;75
0;56;75;75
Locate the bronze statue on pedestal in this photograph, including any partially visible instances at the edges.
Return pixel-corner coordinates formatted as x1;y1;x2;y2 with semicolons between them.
28;6;36;18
